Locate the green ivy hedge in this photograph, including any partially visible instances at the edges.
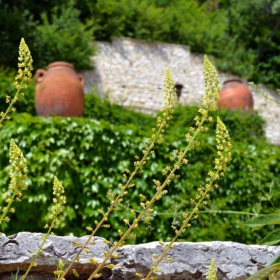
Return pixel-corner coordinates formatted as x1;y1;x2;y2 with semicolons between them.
0;98;279;244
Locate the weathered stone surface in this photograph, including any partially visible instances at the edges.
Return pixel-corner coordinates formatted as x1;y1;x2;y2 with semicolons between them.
0;232;109;279
111;241;280;280
79;37;280;145
1;232;280;280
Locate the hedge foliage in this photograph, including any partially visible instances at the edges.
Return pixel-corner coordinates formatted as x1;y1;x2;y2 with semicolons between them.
0;90;279;244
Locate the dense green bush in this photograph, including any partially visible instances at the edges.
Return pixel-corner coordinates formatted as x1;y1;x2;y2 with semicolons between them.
0;99;278;244
84;92;155;130
32;2;96;70
85;0;227;55
1;0;280;89
0;1;95;71
84;92;266;143
213;0;280;89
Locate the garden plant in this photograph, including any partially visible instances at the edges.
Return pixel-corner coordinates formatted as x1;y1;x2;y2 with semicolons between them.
0;38;278;280
0;38;231;279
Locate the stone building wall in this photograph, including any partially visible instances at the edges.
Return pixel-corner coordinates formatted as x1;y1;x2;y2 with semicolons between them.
80;37;280;145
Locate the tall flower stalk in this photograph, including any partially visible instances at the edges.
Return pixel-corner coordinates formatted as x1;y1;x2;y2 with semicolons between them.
21;177;66;280
0;38;33;128
86;56;222;280
57;69;177;280
0;38;32;230
142;117;232;280
0;139;28;226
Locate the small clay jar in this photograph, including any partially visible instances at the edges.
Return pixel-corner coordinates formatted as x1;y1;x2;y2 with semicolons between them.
218;79;253;111
35;61;85;117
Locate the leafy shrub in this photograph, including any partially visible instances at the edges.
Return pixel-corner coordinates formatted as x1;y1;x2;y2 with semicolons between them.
86;0;227;55
88;0;167;42
32;1;96;70
214;0;280;89
0;6;37;69
84;92;155;130
0;103;278;244
0;2;95;71
84;92;266;142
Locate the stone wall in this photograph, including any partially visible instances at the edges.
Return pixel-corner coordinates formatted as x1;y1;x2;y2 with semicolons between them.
80;37;280;145
1;232;280;280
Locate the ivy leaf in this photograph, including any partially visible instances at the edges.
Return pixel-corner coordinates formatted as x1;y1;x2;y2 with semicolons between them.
244;215;280;230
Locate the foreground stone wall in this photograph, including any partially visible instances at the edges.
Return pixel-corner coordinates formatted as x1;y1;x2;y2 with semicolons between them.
1;232;280;280
80;37;280;145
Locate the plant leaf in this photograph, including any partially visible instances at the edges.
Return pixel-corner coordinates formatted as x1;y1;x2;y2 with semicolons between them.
247;263;280;280
259;229;280;245
271;256;280;265
244;215;280;230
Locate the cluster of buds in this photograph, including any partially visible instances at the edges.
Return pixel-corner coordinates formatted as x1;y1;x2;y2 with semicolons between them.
148;69;177;147
0;38;33;128
203;55;220;111
206;259;218;280
14;38;33;90
47;177;67;229
0;139;28;225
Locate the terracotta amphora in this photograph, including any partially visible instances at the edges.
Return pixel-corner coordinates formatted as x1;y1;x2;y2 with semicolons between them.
35;61;85;117
218;79;253;111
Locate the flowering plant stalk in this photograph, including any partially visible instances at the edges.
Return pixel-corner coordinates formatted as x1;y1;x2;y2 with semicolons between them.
138;56;232;280
0;38;32;227
141;117;232;280
57;69;178;279
20;177;66;280
0;38;33;128
249;82;280;107
0;139;28;226
85;56;224;280
206;259;218;280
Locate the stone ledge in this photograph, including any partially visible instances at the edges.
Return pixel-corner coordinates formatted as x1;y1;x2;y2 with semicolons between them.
1;232;280;280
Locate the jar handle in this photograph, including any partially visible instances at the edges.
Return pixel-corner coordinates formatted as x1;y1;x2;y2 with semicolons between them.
35;69;46;83
78;74;85;87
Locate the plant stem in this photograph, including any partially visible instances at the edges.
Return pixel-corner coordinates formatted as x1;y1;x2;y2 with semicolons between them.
59;109;169;280
144;171;217;280
121;207;260;217
87;112;208;280
0;80;23;125
20;219;55;280
0;190;17;224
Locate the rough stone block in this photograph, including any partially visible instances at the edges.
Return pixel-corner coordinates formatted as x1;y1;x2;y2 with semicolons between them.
1;232;280;280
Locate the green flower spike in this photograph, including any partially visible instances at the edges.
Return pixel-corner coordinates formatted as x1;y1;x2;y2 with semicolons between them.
0;38;33;128
0;139;28;225
14;38;33;90
21;176;66;280
58;68;177;280
206;259;218;280
203;55;220;111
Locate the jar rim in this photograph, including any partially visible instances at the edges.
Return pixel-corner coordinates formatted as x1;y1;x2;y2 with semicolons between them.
47;61;74;70
223;78;243;85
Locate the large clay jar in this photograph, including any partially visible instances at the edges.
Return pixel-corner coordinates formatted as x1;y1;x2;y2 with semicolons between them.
35;61;85;117
218;79;253;111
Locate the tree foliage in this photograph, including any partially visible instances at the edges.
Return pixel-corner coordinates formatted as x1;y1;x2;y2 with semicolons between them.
1;0;280;88
0;1;95;70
